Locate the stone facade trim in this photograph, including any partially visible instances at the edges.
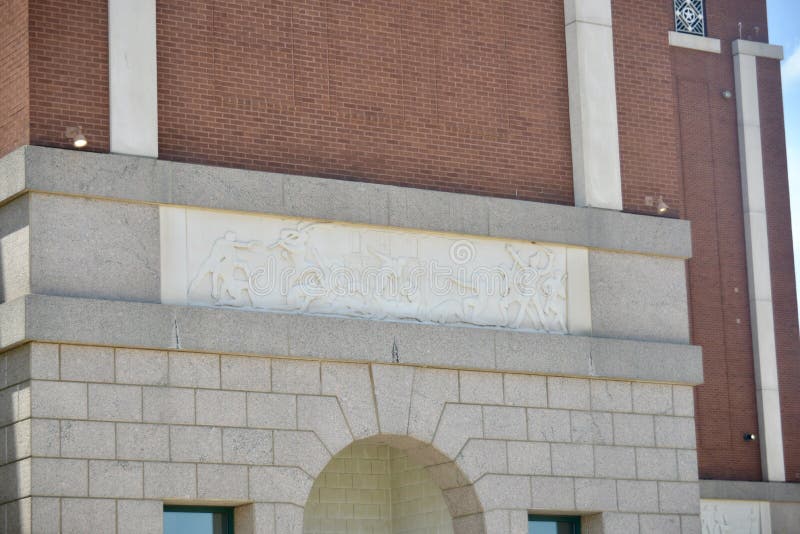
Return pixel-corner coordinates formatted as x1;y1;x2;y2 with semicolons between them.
667;31;722;54
0;294;704;385
0;146;693;259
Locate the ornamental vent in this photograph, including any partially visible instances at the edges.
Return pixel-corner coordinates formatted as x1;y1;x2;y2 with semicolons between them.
674;0;706;36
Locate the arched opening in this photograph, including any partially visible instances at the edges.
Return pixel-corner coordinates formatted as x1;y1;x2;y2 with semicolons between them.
303;435;482;533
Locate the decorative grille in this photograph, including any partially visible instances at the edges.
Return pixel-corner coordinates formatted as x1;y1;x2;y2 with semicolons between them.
674;0;706;36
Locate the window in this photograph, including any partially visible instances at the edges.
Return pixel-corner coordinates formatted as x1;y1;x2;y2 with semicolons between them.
164;506;234;534
529;515;580;534
674;0;706;36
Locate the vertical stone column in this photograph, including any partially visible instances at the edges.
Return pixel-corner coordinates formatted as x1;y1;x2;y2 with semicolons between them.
108;0;159;157
563;0;623;211
732;39;785;482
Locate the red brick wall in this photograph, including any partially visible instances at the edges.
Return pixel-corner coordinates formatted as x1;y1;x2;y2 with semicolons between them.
758;58;800;482
674;43;763;481
28;0;109;152
156;0;573;203
613;0;683;216
0;0;29;158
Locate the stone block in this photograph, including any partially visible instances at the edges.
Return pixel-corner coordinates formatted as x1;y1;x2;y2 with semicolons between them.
552;443;594;477
59;345;114;383
115;349;168;385
636;448;678;480
61;420;115;459
222;428;273;465
117;500;163;534
168;352;220;388
196;389;247;427
221;355;271;392
494;330;593;377
89;460;143;498
455;439;508;481
6;419;30;462
432;404;483;459
594;445;636;479
677;450;699;481
271;359;320;394
321;363;378;440
29;194;160;304
655;416;696;449
571;411;613;445
116;423;169;461
503;374;547;407
275;503;304;534
632;383;673;415
659;482;700;514
507;441;551;476
0;459;30;502
408;368;459;443
672;386;695;417
442;486;483;518
144;462;196;499
483;406;527;440
31;381;87;419
249;467;313;506
297;396;352;456
247;393;297;430
547;377;590;410
459;371;503;404
274;431;331;478
590;380;633;412
30;418;60;457
198;464;249;500
527;409;571;443
639;514;681;534
372;364;413;436
681;514;702;534
574;478;618;511
235;503;276;534
475;474;531;510
3;498;31;534
598;513;640;534
31;458;87;497
170;426;222;463
88;383;142;422
31;497;61;534
142;387;194;424
589;251;689;343
61;498;116;534
613;413;655;446
617;480;659;512
530;476;575;511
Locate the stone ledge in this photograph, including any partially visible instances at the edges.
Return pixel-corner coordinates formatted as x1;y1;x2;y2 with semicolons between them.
0;146;693;259
700;480;800;503
0;294;703;385
732;39;784;60
668;31;721;54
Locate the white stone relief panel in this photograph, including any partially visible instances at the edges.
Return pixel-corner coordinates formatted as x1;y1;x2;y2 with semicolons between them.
701;500;772;534
161;206;590;334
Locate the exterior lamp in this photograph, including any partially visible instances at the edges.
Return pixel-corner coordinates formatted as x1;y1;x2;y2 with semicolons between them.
64;126;88;148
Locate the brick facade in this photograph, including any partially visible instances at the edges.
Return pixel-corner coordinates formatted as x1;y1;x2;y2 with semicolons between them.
0;0;796;492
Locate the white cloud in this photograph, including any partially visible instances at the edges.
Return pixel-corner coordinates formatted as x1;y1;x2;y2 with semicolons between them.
783;45;800;89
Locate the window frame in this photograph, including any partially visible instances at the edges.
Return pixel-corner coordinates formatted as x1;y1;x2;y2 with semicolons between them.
528;514;581;534
163;505;234;534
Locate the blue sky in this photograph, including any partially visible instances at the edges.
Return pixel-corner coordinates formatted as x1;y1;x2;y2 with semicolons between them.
766;0;800;300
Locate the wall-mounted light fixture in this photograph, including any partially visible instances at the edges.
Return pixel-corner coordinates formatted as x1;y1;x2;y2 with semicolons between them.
645;195;670;215
64;126;87;148
721;89;733;99
744;433;757;441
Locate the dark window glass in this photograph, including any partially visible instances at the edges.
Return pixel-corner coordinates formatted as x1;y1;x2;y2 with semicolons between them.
529;515;580;534
164;506;233;534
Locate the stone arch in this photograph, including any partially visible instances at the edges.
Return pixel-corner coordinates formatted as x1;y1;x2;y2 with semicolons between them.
301;434;486;534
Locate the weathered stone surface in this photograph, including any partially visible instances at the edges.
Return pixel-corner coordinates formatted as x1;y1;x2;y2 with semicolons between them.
198;464;249;500
170;426;222;463
31;381;87;420
61;420;115;459
223;428;273;465
144;462;196;499
221;355;271;392
408;367;459;443
115;349;168;385
372;364;414;436
168;352;220;388
60;498;117;534
271;359;320;394
460;371;503;405
31;458;87;497
507;441;551;476
196;389;247;427
527;409;571;443
548;377;590;410
247;393;297;430
89;460;143;498
552;443;594;477
321;362;378;440
142;386;194;424
88;383;142;422
117;500;162;534
530;476;575;511
116;423;169;461
503;374;547;407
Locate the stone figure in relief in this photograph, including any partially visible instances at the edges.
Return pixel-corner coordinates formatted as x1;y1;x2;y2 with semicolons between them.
186;219;569;334
188;231;261;307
